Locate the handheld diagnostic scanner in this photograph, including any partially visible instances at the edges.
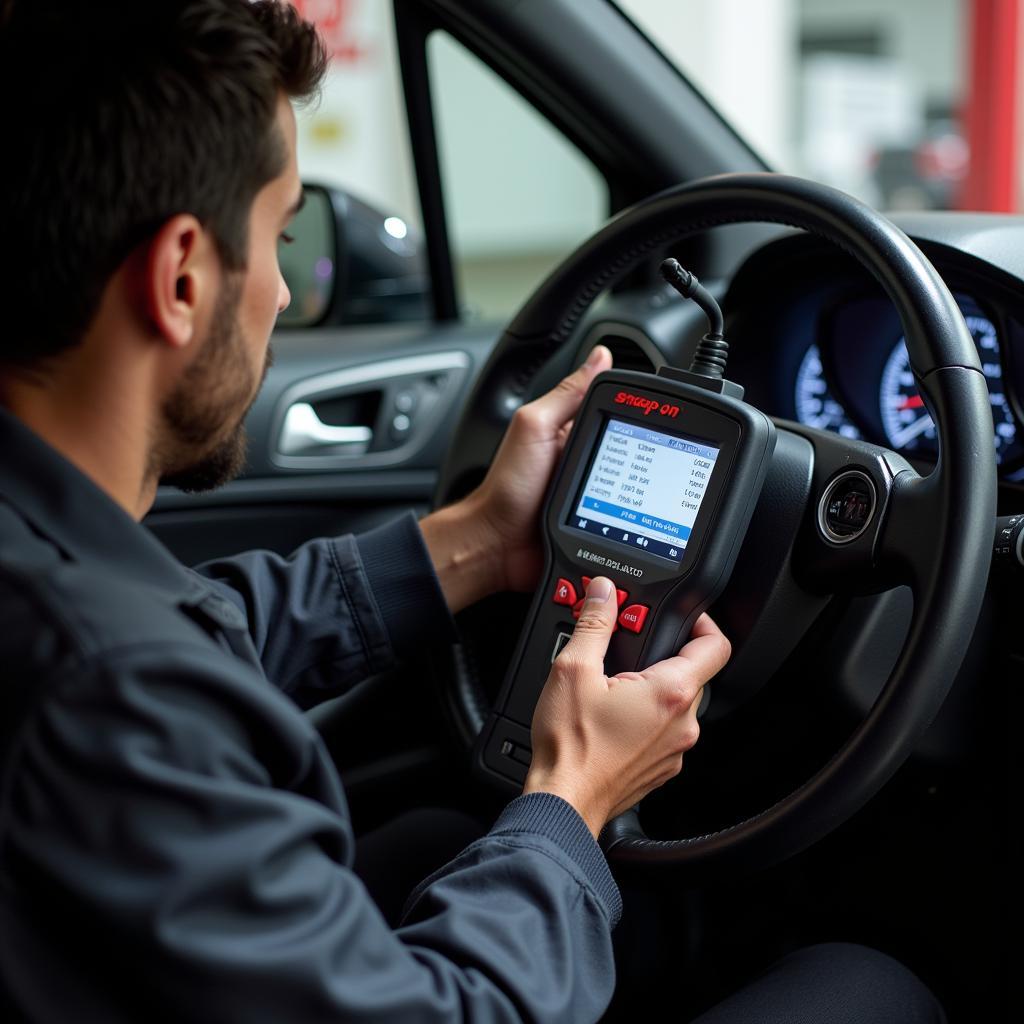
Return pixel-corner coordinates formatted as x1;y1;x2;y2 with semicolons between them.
476;261;777;792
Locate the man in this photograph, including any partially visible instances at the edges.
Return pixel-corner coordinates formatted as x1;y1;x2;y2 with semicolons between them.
0;2;945;1021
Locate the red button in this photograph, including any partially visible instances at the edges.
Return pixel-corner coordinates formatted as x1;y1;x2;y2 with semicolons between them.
582;577;629;606
552;578;577;606
618;603;649;633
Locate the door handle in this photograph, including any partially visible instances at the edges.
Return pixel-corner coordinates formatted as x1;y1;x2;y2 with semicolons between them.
278;402;373;456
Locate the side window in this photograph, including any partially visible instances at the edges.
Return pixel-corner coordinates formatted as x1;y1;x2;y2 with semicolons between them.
292;2;419;228
427;32;609;321
284;1;426;327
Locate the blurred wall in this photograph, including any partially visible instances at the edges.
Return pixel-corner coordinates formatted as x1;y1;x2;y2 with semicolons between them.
294;0;420;226
801;0;964;106
620;0;797;168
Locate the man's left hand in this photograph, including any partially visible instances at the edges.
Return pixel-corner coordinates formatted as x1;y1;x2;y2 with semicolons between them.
420;345;613;613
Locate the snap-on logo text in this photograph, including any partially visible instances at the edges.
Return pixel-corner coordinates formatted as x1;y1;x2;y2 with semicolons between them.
613;391;681;418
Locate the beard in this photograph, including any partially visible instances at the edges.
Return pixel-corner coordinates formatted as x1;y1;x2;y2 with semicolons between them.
156;273;272;494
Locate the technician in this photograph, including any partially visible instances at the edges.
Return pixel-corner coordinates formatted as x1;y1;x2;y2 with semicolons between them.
0;2;945;1022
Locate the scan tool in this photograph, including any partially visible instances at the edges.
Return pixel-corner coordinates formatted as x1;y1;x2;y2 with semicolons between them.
477;260;776;789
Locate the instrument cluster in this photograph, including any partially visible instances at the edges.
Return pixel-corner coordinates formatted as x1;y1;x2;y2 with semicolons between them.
786;289;1024;480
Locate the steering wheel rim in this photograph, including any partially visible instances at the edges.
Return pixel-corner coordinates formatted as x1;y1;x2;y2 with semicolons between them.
435;172;996;871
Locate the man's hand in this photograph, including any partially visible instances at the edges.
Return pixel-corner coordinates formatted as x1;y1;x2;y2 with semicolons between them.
523;578;731;839
420;346;613;613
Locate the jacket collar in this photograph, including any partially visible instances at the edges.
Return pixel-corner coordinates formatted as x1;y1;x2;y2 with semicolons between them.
0;405;210;606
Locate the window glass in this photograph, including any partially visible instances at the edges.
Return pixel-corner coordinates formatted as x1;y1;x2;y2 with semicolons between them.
427;32;609;320
291;1;420;228
284;2;427;327
619;0;981;213
277;188;335;327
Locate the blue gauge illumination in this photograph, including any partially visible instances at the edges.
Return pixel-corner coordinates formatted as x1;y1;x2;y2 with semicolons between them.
879;313;1016;461
795;344;861;438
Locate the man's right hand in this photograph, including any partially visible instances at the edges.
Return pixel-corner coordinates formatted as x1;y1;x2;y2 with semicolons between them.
522;576;731;839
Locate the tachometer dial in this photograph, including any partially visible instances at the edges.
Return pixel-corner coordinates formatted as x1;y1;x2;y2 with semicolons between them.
879;313;1017;460
795;344;861;438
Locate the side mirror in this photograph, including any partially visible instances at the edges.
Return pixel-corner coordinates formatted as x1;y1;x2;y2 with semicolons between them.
276;183;430;328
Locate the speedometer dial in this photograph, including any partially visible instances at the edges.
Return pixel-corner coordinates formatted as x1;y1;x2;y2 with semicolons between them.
795;344;860;438
879;313;1017;461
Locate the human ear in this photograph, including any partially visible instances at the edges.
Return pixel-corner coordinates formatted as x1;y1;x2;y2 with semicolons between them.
144;214;214;349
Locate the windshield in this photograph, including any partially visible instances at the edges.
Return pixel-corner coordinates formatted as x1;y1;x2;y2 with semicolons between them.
618;0;1002;214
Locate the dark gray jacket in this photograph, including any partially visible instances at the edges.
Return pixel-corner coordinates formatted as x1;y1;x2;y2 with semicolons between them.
0;407;621;1022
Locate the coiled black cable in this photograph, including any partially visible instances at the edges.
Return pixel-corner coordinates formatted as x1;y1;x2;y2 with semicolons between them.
659;258;728;379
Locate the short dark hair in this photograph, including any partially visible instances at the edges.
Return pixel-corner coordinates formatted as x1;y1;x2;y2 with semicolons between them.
0;0;327;364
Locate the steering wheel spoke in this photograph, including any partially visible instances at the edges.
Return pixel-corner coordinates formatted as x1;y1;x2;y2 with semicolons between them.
785;422;916;593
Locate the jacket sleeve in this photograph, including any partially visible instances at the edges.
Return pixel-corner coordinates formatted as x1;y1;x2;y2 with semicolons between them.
1;645;620;1024
191;511;457;706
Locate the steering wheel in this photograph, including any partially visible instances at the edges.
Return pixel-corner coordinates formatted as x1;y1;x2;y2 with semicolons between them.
433;173;995;872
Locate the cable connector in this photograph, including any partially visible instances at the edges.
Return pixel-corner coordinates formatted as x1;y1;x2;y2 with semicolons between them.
660;258;728;380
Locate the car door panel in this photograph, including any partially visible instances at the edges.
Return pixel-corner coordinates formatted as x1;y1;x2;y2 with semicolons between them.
145;322;500;563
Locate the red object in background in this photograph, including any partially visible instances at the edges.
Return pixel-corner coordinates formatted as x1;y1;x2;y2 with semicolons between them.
960;0;1021;211
914;133;969;184
290;0;366;63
